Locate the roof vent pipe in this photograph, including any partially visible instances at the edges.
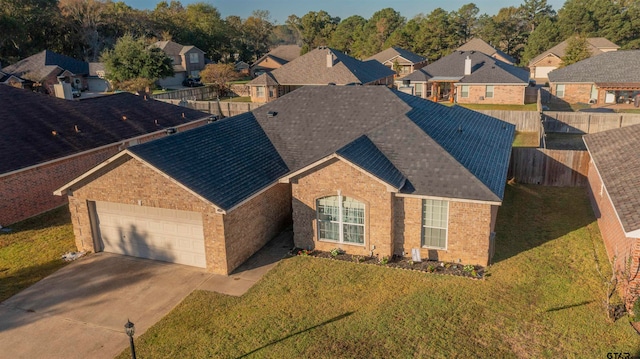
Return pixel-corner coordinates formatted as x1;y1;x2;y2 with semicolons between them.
464;56;472;76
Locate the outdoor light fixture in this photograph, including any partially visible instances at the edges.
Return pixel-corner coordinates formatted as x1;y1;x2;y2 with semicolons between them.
124;320;137;359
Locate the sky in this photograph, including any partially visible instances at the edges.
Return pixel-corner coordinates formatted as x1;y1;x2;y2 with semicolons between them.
122;0;567;24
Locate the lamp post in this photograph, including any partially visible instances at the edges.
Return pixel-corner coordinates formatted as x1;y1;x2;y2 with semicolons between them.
124;320;136;359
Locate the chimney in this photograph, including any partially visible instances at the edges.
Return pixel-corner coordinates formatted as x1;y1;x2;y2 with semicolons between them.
464;56;472;75
327;51;334;68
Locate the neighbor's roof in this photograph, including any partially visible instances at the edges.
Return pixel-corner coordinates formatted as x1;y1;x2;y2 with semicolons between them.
548;50;640;83
249;47;395;86
366;47;427;65
529;37;620;66
252;45;302;68
403;50;529;84
2;50;89;80
113;86;513;211
584;124;640;235
154;41;204;56
0;86;209;174
456;38;516;65
88;62;105;77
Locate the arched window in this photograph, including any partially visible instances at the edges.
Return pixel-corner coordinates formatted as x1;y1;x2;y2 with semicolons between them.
316;195;365;245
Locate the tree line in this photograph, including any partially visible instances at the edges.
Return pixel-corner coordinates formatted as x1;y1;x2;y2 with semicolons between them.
1;0;639;68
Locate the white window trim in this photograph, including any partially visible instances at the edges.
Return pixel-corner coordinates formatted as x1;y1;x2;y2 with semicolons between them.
256;86;265;97
556;84;565;98
485;85;494;98
316;191;365;246
460;85;469;98
189;52;199;64
421;199;449;250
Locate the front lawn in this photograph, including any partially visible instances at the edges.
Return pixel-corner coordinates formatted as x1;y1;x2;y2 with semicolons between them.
0;206;76;301
119;185;640;358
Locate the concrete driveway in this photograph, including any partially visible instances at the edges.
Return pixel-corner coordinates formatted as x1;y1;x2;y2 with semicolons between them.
0;230;292;359
0;254;210;358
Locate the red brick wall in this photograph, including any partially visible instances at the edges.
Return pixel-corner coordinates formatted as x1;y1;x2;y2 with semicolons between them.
0;120;207;226
223;183;292;273
394;197;494;265
587;160;640;304
291;157;496;265
66;156;289;274
457;85;525;105
549;83;593;104
292;158;395;258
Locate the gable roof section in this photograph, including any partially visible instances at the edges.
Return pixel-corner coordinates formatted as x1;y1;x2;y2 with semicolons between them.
254;86;514;202
456;38;516;64
584;124;640;236
249;47;394;86
367;47;427;65
529;37;620;66
336;135;406;189
403;51;528;84
252;45;302;68
2;50;88;79
548;50;640;83
128;113;290;211
0;86;209;174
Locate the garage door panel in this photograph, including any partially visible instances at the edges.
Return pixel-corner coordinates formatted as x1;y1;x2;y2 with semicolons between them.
94;202;206;268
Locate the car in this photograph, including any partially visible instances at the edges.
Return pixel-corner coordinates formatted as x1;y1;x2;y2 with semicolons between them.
182;77;203;87
72;88;81;98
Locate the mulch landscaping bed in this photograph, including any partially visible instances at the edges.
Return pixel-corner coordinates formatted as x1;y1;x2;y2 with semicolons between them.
290;248;485;279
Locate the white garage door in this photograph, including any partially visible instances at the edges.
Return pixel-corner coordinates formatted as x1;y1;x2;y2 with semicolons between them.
535;66;555;79
94;202;206;268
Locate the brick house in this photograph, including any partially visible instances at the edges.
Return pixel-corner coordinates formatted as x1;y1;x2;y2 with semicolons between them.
397;50;531;105
0;85;211;226
584;125;640;307
56;86;514;275
366;47;428;78
250;44;301;78
2;50;90;95
248;47;395;103
528;37;619;83
456;38;516;65
548;50;640;106
153;41;206;88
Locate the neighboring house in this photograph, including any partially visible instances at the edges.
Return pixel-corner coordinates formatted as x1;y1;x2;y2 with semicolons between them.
0;85;212;226
456;38;516;65
248;47;395;103
366;46;428;78
234;60;250;75
153;41;206;88
547;50;640;105
0;70;25;88
250;44;301;78
2;50;89;95
528;37;619;82
397;50;531;105
55;86;515;275
87;62;110;92
584;124;640;307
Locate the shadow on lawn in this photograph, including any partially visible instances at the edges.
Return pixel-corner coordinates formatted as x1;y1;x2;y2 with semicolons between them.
545;300;594;313
236;311;354;358
492;184;594;264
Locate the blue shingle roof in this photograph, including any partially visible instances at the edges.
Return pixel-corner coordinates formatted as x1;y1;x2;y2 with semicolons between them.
336;135;406;190
128;113;289;210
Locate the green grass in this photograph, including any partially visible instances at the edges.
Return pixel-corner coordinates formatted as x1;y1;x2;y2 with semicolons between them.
442;103;539;111
118;185;640;358
513;131;540;147
220;96;252;102
0;206;76;301
228;79;251;84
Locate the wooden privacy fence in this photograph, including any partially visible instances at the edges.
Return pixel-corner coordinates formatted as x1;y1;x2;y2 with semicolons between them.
157;99;263;117
509;148;590;187
543;112;640;134
477;110;541;132
151;86;217;101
